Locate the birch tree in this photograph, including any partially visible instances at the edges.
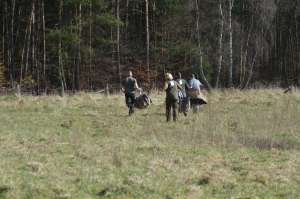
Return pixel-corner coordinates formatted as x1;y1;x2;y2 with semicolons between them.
215;0;224;88
228;0;234;87
145;0;150;85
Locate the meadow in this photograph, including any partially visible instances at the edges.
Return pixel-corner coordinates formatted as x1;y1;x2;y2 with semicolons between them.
0;89;299;199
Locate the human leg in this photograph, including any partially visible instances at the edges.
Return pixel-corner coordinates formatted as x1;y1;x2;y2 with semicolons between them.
166;99;172;122
183;97;188;116
126;93;135;115
172;100;178;121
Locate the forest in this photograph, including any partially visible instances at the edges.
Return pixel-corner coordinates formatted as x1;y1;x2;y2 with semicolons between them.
1;0;300;93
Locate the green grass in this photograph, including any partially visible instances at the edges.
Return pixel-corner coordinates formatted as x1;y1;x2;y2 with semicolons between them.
0;89;300;199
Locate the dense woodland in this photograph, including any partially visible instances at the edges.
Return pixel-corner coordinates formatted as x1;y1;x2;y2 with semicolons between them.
1;0;300;93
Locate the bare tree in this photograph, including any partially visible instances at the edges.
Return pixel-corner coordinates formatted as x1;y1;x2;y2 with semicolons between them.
89;1;93;89
42;0;47;90
195;0;212;90
116;0;121;89
76;2;82;91
215;0;224;88
145;0;150;86
20;12;31;86
228;0;234;87
59;0;65;96
25;6;33;77
32;0;37;93
9;0;16;85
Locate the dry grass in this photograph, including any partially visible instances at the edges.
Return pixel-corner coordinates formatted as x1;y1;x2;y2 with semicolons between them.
0;89;299;198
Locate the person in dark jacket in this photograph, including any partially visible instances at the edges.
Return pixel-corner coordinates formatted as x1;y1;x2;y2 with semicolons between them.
175;72;190;116
122;70;140;115
164;73;182;122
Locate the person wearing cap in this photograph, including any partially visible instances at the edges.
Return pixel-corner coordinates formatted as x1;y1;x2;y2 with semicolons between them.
164;73;182;122
175;72;190;116
122;70;140;115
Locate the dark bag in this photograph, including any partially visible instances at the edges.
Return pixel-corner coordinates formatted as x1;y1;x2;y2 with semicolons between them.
134;94;152;109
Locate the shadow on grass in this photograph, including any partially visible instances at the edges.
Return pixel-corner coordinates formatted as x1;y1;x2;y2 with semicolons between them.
0;185;11;198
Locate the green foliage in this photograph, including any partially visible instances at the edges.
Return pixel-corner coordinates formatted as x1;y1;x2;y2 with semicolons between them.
95;13;124;27
47;28;78;46
64;0;92;6
21;75;36;87
1;0;300;90
154;0;185;14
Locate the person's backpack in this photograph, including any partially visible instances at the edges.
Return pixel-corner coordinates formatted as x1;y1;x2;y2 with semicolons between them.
166;80;178;101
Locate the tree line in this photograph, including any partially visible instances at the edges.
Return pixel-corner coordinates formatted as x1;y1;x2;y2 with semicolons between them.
1;0;300;94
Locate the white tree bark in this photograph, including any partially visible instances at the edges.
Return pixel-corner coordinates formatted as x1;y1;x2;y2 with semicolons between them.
195;0;212;90
89;1;93;89
59;0;64;96
145;0;150;85
116;0;121;89
42;0;46;84
228;0;234;87
216;0;224;88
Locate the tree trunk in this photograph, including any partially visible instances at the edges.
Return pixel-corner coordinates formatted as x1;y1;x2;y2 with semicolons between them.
32;0;37;94
25;3;34;77
42;0;47;91
228;0;234;87
111;0;116;82
10;0;16;86
20;15;30;86
195;0;212;90
239;14;254;89
215;0;224;88
116;0;121;90
125;0;130;41
243;51;257;89
145;0;150;87
59;0;64;96
76;3;82;91
89;1;92;90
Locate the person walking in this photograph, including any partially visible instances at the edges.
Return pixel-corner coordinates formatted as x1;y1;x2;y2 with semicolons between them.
122;70;140;115
164;73;182;122
188;74;203;113
189;74;202;92
175;72;190;116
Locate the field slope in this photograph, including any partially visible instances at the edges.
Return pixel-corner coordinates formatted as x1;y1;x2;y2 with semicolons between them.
0;90;300;199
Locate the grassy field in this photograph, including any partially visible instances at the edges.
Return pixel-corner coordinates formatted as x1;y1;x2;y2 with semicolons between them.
0;89;300;199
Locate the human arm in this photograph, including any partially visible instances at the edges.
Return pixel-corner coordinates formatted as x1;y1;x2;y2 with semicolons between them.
133;78;142;92
177;82;183;90
197;81;202;92
134;79;139;90
185;80;191;90
164;81;169;91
